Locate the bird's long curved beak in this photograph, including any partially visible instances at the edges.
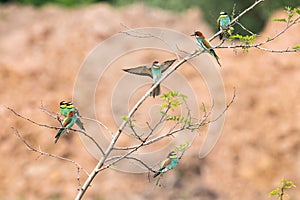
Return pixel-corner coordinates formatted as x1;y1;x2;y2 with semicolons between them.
190;33;195;36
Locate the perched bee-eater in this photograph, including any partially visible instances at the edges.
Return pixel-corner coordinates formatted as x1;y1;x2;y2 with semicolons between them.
54;110;77;143
123;59;176;98
59;101;69;117
66;102;85;131
153;151;179;178
191;31;221;67
217;11;231;39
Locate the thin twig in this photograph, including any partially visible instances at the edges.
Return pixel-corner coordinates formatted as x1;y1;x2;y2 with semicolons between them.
236;21;256;35
7;107;60;130
205;87;236;124
120;23;181;60
40;101;60;120
12;128;89;190
81;116;114;136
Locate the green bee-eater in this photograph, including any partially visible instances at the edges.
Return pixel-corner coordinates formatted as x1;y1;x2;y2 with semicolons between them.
217;11;231;39
54;110;77;143
66;102;85;131
191;31;221;67
153;151;179;178
59;101;85;131
123;59;176;98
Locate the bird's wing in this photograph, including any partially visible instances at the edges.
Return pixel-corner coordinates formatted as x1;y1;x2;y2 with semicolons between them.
75;119;85;130
123;65;152;77
74;108;82;117
161;157;171;168
161;59;176;73
62;117;72;127
202;39;212;49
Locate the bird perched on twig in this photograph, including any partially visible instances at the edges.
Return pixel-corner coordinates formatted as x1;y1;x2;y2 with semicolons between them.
153;151;179;178
217;11;231;40
54;110;77;143
191;31;221;67
65;102;85;131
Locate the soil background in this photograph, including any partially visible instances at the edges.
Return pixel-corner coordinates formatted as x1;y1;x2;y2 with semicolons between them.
0;3;299;200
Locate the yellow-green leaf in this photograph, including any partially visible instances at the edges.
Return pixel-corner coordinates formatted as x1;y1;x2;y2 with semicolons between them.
273;18;287;22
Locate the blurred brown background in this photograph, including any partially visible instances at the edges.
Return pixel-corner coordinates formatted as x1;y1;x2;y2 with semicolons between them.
0;2;299;200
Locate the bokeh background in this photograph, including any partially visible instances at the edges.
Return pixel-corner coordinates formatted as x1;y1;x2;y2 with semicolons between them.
1;0;299;199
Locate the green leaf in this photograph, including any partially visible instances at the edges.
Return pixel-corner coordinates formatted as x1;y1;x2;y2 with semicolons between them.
269;189;279;196
269;178;296;199
273;18;287;22
179;94;187;100
171;91;179;97
160;103;168;108
283;180;296;189
292;45;300;50
173;140;189;152
285;6;292;12
171;100;181;107
121;115;129;122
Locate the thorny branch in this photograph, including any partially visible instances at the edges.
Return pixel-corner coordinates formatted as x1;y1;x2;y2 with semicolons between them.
12;128;89;190
7;107;60;130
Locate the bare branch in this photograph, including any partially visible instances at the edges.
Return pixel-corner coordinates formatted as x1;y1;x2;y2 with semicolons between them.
205;87;236;124
7;107;60;130
40;101;60;120
12;128;89;190
236;21;256;35
102;155;156;173
120;23;181;60
75;129;105;156
81;116;114;137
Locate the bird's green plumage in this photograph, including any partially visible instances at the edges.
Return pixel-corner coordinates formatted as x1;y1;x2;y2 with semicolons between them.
55;110;77;143
217;12;231;39
150;63;162;97
59;101;85;131
153;152;179;178
59;101;69;117
192;32;221;67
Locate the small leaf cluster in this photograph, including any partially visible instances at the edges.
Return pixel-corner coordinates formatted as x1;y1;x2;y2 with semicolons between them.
161;91;187;109
273;6;300;23
160;91;187;114
229;34;257;52
272;6;300;51
160;91;192;128
173;140;189;152
269;178;296;200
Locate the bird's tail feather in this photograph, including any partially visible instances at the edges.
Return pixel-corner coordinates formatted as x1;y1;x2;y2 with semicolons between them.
150;84;161;98
219;33;223;40
210;49;222;67
153;167;168;178
153;171;161;178
54;128;64;143
76;119;85;131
